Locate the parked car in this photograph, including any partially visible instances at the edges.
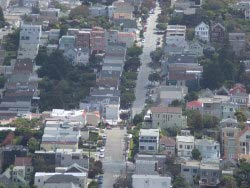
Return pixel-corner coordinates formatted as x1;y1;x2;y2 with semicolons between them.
99;152;105;158
107;125;112;130
102;135;107;140
100;147;105;152
141;39;145;43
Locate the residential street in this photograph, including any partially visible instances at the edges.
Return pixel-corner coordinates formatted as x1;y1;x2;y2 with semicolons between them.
132;3;162;117
102;128;126;188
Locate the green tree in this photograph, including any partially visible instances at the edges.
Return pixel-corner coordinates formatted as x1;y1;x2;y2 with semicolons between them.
170;100;182;107
173;176;189;188
150;48;163;63
88;181;98;188
126;45;143;57
133;114;143;125
156;23;167;30
186;110;203;130
192;148;202;160
28;137;40;153
235;111;247;122
185;91;198;102
0;182;6;188
0;75;6;88
234;159;250;187
148;72;161;83
203;115;219;129
220;175;237;188
0;6;5;28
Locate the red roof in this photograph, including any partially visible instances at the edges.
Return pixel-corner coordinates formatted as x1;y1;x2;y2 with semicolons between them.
160;136;176;147
239;126;250;138
14;157;32;166
186;101;203;109
229;84;246;95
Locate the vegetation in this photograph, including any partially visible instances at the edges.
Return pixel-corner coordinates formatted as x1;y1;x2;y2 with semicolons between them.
0;75;7;89
37;50;95;111
0;6;5;28
234;159;250;187
173;176;189;188
191;148;202;160
133;114;143;125
88;158;103;178
3;29;20;51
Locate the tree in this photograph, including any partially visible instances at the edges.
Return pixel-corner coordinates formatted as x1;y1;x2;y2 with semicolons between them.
88;181;98;188
235;111;247;122
170;100;182;107
192;148;202;160
148;72;161;83
28;137;40;153
126;45;143;57
184;91;198;102
150;48;163;63
234;159;250;187
0;6;5;28
0;75;6;88
186;110;203;130
133;114;143;125
219;175;237;188
156;23;167;30
173;176;189;188
203;115;219;129
0;183;6;188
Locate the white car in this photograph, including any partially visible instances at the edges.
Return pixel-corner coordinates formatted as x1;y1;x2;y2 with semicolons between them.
100;147;105;152
141;39;145;43
99;152;105;158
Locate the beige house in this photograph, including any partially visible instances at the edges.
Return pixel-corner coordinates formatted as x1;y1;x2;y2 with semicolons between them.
151;106;187;129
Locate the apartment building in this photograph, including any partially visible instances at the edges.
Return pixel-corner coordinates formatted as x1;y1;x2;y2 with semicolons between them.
139;129;160;154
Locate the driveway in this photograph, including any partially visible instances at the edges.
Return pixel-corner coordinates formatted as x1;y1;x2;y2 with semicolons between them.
132;3;162;117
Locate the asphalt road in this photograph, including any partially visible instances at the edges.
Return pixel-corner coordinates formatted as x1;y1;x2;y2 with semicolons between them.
132;3;161;117
102;128;126;188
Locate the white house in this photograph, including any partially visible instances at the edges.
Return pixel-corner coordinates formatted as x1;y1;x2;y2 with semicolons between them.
195;138;220;160
176;130;194;158
195;22;210;42
132;175;171;188
139;129;159;154
239;126;250;155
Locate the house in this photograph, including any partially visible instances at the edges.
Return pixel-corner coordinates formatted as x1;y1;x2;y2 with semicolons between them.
23;0;38;7
181;160;200;185
113;19;138;32
195;138;220;160
55;163;88;173
63;48;89;65
89;4;108;17
186;100;203;111
76;30;91;49
59;36;75;51
210;23;226;43
132;175;171;188
139;129;160;154
48;29;60;41
55;149;89;169
176;130;194;158
41;120;81;151
245;7;250;19
84;111;100;126
135;154;167;170
91;27;106;53
195;22;210;42
117;32;136;47
18;23;42;60
221;124;241;160
199;161;221;187
157;85;188;105
150;106;187;129
159;136;176;156
166;25;186;46
197;95;239;119
229;84;249;109
112;0;134;20
135;160;159;175
0;145;27;173
220;118;238;128
229;33;246;55
239;126;250;155
186;40;204;57
12;157;33;184
96;70;121;89
34;172;87;188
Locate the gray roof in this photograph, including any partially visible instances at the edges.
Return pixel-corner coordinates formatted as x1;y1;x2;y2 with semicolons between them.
85;96;120;105
45;174;80;184
135;160;159;175
113;19;137;29
99;70;121;78
168;54;197;64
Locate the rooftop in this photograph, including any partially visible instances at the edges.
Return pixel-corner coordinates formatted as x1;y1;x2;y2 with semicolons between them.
140;129;159;137
176;135;194;143
151;106;182;114
160;136;176;147
14;157;32;166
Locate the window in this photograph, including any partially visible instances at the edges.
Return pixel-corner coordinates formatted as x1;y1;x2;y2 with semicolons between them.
179;144;183;149
140;146;145;150
148;146;155;150
38;179;40;182
213;172;218;177
183;168;189;172
193;169;197;173
246;135;250;139
187;145;190;149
